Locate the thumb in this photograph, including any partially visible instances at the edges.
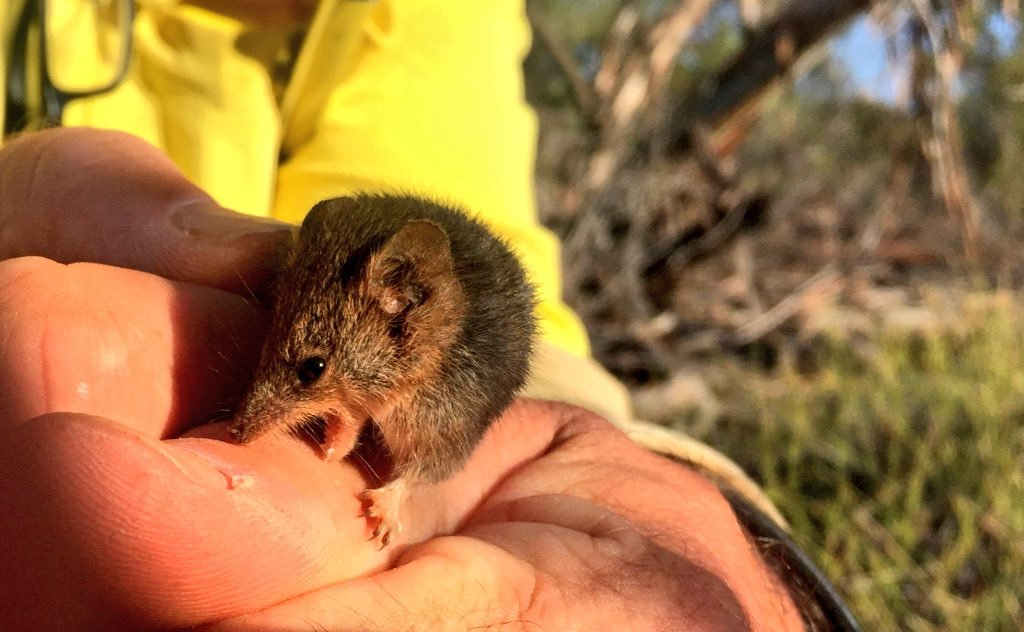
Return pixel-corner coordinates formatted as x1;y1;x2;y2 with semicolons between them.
0;127;293;293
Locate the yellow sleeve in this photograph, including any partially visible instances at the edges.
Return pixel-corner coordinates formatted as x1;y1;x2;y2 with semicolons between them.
272;0;590;358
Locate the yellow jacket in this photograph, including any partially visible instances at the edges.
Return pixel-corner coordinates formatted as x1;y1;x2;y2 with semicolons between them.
3;0;589;358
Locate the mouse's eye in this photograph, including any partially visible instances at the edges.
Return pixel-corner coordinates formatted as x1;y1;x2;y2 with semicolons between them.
297;357;326;385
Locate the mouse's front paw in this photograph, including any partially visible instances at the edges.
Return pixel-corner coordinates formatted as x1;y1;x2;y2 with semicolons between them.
360;483;406;548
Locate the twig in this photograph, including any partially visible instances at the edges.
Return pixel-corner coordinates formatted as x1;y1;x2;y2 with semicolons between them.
526;3;600;126
908;0;983;264
594;2;640;102
642;193;758;276
732;264;842;345
584;0;716;193
647;0;717;96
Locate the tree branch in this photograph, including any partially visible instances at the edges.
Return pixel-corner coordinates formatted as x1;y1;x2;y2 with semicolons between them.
526;3;600;126
672;0;876;157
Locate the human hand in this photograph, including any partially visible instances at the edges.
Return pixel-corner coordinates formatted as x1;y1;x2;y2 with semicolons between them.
0;128;802;630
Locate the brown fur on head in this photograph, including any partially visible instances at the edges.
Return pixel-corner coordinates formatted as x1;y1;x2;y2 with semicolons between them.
230;217;465;449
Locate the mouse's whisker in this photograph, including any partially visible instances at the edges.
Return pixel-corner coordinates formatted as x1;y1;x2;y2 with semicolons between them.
350;449;378;478
235;270;261;308
201;408;235;424
287;413;329;451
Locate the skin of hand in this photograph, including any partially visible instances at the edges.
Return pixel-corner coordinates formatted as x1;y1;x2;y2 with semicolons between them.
0;128;803;631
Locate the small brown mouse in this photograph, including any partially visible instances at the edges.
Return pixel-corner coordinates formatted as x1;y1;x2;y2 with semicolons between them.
229;194;536;546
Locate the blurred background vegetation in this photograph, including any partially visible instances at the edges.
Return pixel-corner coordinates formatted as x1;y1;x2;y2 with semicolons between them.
523;1;1024;629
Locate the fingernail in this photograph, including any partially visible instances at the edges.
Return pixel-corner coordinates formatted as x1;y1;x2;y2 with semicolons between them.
169;200;294;243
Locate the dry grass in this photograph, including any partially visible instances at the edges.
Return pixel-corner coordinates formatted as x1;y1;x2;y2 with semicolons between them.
697;292;1024;630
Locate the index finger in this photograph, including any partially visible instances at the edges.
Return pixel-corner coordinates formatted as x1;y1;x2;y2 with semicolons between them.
0;412;386;630
0;128;293;293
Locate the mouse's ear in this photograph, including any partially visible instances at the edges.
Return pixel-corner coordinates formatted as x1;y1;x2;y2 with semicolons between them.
378;220;453;274
367;220;455;316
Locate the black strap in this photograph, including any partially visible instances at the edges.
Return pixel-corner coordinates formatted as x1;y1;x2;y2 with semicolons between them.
725;489;863;632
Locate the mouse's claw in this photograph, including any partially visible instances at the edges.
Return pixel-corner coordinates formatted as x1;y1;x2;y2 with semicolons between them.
370;521;394;548
361;481;406;548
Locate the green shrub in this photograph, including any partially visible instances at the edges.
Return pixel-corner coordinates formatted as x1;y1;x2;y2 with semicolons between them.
710;294;1024;631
